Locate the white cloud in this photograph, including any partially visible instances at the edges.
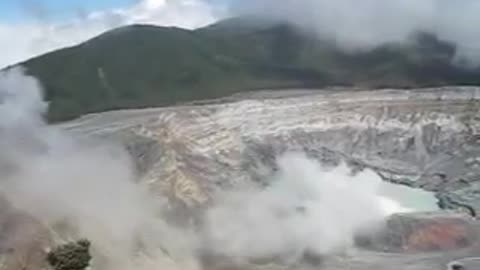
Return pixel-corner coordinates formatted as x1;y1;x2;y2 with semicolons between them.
233;0;435;50
8;0;480;69
233;0;480;66
0;0;221;68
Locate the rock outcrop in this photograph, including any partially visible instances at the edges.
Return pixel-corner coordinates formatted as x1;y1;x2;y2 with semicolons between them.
62;87;480;215
359;212;476;253
2;86;477;270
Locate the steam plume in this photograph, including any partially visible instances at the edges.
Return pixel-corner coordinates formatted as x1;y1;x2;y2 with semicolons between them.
0;68;409;269
231;0;480;66
0;68;198;270
202;153;405;262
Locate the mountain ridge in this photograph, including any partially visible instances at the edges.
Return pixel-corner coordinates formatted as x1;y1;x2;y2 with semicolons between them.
10;16;480;121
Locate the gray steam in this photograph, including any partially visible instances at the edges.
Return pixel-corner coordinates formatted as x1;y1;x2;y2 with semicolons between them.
0;68;404;269
231;0;480;66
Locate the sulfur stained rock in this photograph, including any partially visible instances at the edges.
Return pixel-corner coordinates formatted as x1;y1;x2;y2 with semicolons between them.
358;212;475;253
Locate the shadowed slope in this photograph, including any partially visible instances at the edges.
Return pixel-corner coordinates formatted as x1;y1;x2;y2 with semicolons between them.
12;17;480;121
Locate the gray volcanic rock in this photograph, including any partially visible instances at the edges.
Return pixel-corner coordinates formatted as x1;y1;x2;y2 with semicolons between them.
1;86;479;270
62;86;480;215
358;212;477;253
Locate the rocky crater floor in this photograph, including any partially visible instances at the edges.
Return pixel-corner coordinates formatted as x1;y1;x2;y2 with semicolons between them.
2;86;480;270
63;87;480;214
63;86;480;269
53;86;480;269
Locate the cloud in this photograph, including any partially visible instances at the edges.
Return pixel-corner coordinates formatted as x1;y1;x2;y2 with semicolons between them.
231;0;480;66
5;0;480;69
201;153;404;262
0;0;221;68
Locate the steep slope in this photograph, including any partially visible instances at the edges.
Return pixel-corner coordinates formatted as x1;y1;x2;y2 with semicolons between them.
201;20;480;87
0;86;480;270
20;25;251;121
16;17;480;121
61;86;480;215
57;86;480;270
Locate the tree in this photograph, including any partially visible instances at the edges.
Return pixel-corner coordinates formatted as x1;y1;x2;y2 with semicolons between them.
47;239;92;270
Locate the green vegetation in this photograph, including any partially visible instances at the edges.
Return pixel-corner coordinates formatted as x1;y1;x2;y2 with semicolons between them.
47;239;91;270
13;17;480;121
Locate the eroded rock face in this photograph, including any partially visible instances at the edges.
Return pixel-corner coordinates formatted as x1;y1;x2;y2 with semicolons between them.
359;212;476;253
46;86;480;270
62;87;480;215
0;87;479;270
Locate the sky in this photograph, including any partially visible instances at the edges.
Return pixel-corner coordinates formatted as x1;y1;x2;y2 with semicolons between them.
0;0;135;22
3;0;480;69
0;0;225;68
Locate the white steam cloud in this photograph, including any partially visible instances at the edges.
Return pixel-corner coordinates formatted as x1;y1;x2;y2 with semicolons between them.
0;68;411;269
232;0;480;66
0;68;198;270
202;153;406;262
